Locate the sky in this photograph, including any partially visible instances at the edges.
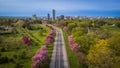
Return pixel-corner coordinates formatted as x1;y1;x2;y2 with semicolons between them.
0;0;120;17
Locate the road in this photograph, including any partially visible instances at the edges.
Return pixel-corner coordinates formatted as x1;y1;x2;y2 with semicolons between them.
50;27;70;68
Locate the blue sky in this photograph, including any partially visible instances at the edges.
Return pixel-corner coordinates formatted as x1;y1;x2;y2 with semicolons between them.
0;0;120;17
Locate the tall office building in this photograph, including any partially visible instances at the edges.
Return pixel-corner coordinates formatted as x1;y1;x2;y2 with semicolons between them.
47;13;50;20
52;9;55;21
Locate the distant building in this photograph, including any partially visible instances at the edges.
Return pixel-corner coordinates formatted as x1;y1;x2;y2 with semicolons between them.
32;14;37;20
47;13;50;20
52;9;55;21
60;15;64;20
0;26;9;30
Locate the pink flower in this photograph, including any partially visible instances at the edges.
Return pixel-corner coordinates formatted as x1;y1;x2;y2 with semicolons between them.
32;45;48;68
53;23;59;26
50;29;54;35
22;36;30;44
32;55;41;62
68;35;74;45
68;35;80;52
71;43;80;51
41;45;47;51
45;29;54;43
45;27;54;44
32;60;41;68
45;35;53;43
63;27;68;32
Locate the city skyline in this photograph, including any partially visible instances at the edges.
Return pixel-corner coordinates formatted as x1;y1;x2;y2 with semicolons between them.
0;0;120;17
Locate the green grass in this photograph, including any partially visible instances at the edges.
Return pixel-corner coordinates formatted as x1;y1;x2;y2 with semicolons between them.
0;24;52;68
63;30;80;68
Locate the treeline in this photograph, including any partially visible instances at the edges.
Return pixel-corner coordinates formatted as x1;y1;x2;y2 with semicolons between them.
0;18;42;27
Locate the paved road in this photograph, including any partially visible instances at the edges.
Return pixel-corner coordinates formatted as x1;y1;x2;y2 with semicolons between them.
50;27;70;68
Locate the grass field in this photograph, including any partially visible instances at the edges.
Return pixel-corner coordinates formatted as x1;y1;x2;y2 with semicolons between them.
0;24;54;68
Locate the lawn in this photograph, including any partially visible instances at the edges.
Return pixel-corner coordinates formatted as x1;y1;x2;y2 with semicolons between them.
0;24;53;68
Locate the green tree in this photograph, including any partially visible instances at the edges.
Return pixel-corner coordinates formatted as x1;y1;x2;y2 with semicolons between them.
107;34;120;67
59;20;67;27
16;20;25;27
79;21;89;27
73;32;98;54
68;23;77;33
87;40;113;68
94;19;107;27
99;25;112;39
115;21;120;28
108;32;120;56
72;27;83;34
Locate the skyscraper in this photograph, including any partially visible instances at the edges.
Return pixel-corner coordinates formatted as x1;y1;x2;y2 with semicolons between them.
47;13;50;20
52;9;55;21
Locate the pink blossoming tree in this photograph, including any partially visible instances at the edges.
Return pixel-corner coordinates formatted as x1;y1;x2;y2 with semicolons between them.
32;45;47;68
68;35;80;52
63;26;68;32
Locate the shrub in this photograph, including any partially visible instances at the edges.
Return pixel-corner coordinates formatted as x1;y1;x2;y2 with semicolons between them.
22;36;30;44
9;58;14;62
13;54;18;59
1;47;6;52
71;43;80;51
32;45;48;68
68;35;80;52
45;28;54;44
0;56;9;64
20;51;27;59
15;62;23;68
